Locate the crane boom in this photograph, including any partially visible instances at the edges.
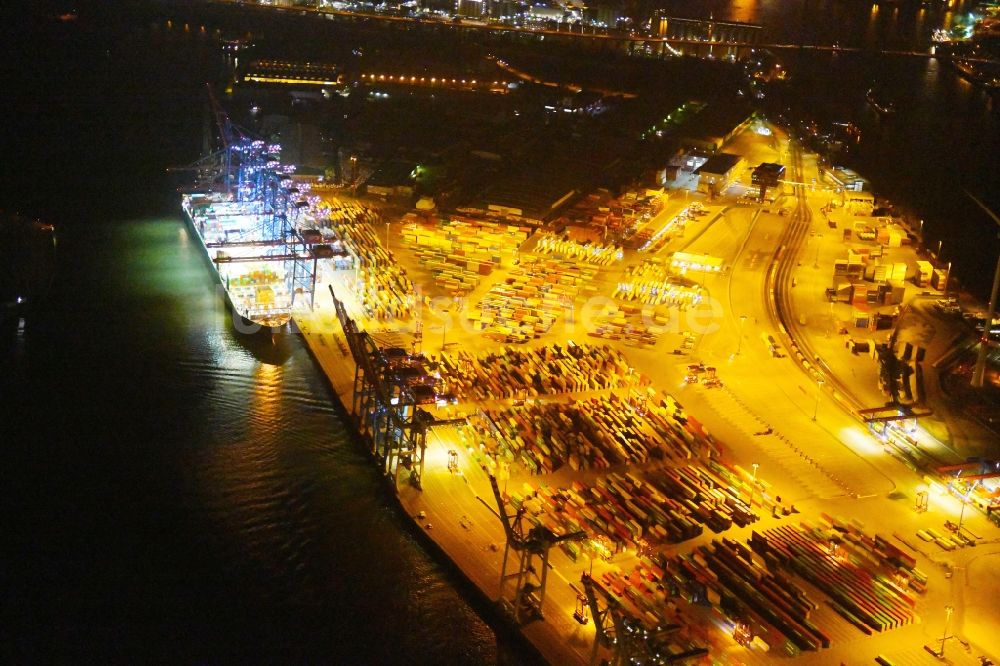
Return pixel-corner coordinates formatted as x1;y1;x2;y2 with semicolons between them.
205;82;234;151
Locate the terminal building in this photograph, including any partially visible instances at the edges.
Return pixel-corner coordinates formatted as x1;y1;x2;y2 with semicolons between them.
488;0;521;19
694;153;744;195
678;103;755;153
456;0;484;18
823;165;871;192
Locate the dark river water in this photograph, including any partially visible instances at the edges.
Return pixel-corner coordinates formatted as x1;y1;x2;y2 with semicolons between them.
0;0;996;662
1;3;521;663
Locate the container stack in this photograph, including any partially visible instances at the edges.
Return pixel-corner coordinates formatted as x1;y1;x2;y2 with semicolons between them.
355;266;413;321
475;394;668;472
586;302;668;347
474;256;600;342
614;260;704;308
645;466;757;532
403;216;530;296
503;473;707;554
497;463;758;555
221;266;292;316
436;343;630;401
555;188;663;245
662;539;830;655
532;232;621;266
750;522;920;634
593;563;687;636
321;203;414;320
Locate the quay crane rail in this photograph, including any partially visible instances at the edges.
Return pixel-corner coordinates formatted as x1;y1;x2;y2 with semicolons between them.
580;572;708;666
488;475;585;624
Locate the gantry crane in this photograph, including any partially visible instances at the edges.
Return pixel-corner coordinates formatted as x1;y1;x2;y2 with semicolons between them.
332;288;431;486
331;288;466;487
488;475;586;624
165;87;236;193
580;572;708;666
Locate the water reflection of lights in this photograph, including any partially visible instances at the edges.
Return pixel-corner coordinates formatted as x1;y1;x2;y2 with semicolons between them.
251;361;283;423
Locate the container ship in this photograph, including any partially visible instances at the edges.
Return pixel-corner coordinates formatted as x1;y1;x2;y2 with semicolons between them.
182;192;296;331
180;108;332;334
865;87;897;116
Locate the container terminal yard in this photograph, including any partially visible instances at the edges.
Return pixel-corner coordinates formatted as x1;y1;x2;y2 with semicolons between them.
181;64;1000;665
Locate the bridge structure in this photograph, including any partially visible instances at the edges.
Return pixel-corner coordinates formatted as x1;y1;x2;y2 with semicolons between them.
216;0;1000;67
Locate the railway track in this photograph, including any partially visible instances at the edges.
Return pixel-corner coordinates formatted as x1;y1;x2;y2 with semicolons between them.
764;142;866;416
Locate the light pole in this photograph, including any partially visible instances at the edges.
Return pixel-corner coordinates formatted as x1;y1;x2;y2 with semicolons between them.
939;605;954;657
956;480;979;538
943;260;952;300
750;462;759;506
386;221;391;253
812;379;824;421
814;233;822;268
736;315;747;355
937;239;943;260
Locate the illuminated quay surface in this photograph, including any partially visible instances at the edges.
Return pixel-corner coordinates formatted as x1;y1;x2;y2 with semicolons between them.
169;6;1000;662
277;120;1000;665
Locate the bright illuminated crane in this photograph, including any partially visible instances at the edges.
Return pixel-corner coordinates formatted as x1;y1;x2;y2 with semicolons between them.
173;86;321;309
330;288;467;487
488;475;585;624
580;572;708;666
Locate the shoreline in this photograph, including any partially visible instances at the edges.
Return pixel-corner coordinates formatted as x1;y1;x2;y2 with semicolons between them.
291;316;556;665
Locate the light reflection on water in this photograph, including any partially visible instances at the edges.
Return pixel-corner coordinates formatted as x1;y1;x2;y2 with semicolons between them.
865;4;880;48
9;216;517;663
643;0;971;47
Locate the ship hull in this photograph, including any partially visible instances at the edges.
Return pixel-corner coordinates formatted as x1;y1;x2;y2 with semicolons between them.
181;200;290;336
865;89;896;116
